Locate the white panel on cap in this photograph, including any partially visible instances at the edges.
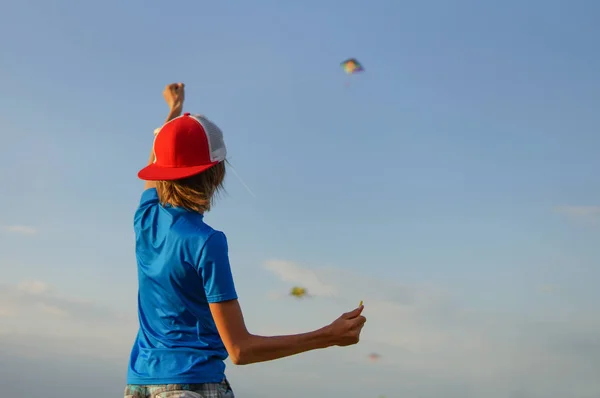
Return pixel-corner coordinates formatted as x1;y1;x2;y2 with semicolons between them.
189;114;227;162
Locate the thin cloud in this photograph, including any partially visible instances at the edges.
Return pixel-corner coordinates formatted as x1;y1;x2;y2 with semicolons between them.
0;280;130;323
16;280;49;295
0;306;15;317
264;260;338;297
1;225;38;235
0;280;135;359
263;259;445;308
555;206;600;220
36;302;69;317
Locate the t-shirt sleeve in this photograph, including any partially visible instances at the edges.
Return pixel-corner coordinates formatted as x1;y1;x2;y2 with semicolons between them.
139;188;159;207
197;231;238;303
134;188;160;228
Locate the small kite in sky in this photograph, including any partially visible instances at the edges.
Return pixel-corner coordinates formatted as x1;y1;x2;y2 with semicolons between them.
368;353;381;361
340;58;364;87
340;58;364;74
289;286;309;298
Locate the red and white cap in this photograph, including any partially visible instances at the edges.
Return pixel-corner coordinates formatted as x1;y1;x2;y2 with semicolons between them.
138;113;227;181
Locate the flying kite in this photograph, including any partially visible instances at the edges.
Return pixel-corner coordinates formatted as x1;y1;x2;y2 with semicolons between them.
289;286;309;298
340;58;364;87
368;353;381;361
341;58;364;74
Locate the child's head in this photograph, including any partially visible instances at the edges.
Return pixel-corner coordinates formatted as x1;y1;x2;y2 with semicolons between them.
137;113;228;213
155;161;226;213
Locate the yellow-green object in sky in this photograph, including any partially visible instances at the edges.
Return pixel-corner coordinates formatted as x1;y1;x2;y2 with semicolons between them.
289;286;307;298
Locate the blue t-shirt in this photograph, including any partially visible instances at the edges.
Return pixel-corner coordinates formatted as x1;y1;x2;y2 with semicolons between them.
127;188;238;385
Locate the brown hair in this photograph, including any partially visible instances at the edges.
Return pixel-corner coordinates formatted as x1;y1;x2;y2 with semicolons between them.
156;161;226;213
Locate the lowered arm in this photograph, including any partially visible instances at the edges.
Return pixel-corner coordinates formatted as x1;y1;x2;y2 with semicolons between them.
209;299;335;365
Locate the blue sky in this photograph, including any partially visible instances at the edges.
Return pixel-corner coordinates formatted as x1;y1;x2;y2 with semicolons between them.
1;0;599;397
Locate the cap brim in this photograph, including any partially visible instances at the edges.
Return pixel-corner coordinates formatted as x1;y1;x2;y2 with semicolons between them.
138;161;219;181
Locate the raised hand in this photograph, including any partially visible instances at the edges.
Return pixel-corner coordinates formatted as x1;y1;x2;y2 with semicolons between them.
163;82;185;112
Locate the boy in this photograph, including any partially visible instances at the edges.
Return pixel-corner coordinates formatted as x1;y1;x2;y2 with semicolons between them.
124;83;367;398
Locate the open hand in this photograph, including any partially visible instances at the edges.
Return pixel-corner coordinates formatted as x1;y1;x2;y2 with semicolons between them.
163;82;185;112
326;305;366;347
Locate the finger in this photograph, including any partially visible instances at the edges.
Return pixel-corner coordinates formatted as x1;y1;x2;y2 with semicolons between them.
342;305;364;319
341;308;360;319
349;315;366;328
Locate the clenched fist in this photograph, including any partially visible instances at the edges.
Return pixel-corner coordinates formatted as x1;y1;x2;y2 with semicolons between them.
163;82;185;112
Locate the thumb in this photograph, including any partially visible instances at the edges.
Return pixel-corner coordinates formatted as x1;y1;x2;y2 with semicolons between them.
342;305;364;319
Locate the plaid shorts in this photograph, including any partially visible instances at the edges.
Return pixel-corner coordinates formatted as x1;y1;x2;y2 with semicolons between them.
124;378;234;398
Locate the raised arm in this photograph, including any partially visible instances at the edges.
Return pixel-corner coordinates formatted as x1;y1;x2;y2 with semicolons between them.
143;82;185;191
209;299;366;365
